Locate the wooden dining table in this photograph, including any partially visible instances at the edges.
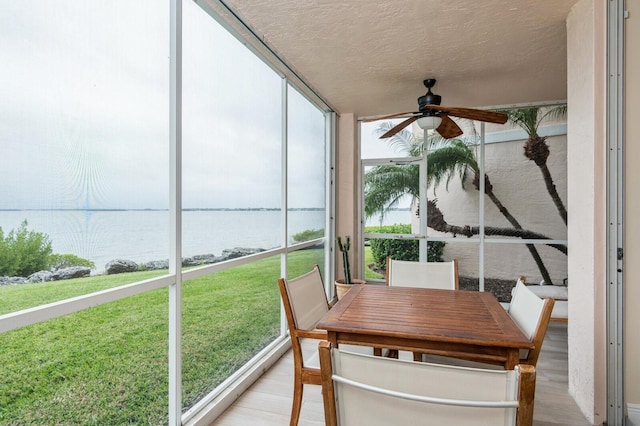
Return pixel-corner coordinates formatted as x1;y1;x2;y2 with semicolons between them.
316;284;533;369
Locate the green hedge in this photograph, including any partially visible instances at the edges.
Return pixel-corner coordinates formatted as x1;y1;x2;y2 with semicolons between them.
366;224;445;269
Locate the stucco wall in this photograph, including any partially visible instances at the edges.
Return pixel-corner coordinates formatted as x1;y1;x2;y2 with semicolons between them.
566;0;607;423
625;0;640;421
428;133;568;283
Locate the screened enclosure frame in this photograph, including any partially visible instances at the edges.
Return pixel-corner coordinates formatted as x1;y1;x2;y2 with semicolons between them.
359;113;569;291
0;1;336;425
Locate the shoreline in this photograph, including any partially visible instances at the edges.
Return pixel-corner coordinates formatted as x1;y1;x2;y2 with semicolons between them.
0;247;267;286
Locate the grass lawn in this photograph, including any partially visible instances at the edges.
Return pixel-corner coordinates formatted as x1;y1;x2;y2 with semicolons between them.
364;246;384;280
0;250;322;425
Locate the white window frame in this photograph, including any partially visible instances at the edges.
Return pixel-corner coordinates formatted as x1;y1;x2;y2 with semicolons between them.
359;117;568;291
0;1;336;424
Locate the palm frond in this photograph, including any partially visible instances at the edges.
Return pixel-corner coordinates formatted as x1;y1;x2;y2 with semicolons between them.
373;121;417;156
500;107;539;135
426;133;450;150
364;164;419;218
426;140;479;192
537;104;567;126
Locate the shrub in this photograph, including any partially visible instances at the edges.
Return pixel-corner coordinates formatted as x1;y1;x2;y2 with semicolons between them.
0;220;53;277
292;228;324;243
366;224;446;269
48;253;96;270
426;240;446;263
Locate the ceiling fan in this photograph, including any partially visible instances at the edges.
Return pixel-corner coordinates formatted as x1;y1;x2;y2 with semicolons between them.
366;79;508;139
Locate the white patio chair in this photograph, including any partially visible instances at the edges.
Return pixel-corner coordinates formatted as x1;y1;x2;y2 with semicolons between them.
318;340;536;426
385;257;459;361
421;279;555;369
508;279;555;366
385;257;459;289
527;283;568;322
278;265;381;426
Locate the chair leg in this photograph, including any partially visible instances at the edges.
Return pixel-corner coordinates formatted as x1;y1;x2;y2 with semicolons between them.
290;374;304;426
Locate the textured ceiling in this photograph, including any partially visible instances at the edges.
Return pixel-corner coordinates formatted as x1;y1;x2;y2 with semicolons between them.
216;0;579;117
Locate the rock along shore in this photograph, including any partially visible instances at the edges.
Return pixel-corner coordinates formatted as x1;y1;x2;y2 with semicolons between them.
0;247;265;286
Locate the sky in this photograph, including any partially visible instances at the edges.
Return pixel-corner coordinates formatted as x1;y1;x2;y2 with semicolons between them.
0;0;326;210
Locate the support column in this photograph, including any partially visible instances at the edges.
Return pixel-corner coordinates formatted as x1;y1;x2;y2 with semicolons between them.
335;114;361;281
566;0;607;423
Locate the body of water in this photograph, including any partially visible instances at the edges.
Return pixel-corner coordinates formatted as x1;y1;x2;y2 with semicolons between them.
0;209;411;272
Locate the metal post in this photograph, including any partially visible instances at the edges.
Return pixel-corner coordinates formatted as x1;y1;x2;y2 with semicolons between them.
606;0;625;423
168;0;182;424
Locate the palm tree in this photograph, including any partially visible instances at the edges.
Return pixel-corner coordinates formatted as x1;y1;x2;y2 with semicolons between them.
425;199;566;255
428;139;553;284
365;122;558;284
502;106;568;225
364;125;420;219
363;164;568;260
364;163;419;219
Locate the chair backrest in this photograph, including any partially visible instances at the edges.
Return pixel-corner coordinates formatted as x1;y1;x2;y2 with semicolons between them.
278;265;329;331
386;257;459;290
279;267;332;426
509;279;555;366
318;341;535;426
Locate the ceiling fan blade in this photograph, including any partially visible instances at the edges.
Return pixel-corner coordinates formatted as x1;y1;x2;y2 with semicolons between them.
436;114;464;139
424;105;508;124
379;116;418;138
362;111;418;122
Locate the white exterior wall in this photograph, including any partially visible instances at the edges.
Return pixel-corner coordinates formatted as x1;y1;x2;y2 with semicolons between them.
427;131;567;283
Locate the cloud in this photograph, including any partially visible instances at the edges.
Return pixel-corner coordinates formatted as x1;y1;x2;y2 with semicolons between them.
1;0;327;211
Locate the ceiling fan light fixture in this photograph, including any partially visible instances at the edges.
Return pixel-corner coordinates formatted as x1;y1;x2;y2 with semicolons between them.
416;115;442;131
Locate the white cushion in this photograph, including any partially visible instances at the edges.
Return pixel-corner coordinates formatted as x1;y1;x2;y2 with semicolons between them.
527;285;568;300
551;300;568;319
512;280;569;319
504;299;567;320
516;283;568;319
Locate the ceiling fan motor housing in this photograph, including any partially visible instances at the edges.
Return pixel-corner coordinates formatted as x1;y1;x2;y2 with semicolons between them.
418;78;441;114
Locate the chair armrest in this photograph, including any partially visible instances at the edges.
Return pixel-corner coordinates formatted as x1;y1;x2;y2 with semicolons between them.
297;329;328;339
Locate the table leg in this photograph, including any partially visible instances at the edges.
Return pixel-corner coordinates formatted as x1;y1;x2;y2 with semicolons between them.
326;331;338;348
505;349;520;369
